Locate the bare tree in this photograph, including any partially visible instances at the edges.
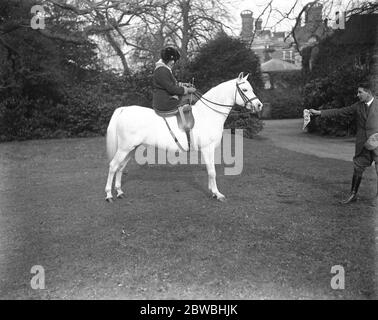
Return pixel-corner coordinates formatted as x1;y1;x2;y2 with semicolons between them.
289;0;321;55
248;0;376;55
130;0;233;66
34;0;233;74
247;0;274;48
29;0;171;74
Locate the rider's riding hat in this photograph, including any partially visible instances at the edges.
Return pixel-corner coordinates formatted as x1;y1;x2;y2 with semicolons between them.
161;47;181;63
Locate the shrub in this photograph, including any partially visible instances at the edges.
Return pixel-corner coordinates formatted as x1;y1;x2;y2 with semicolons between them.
300;18;373;136
302;68;367;136
186;33;264;137
0;67;154;141
224;106;264;138
0;96;57;141
0;35;266;141
259;88;303;119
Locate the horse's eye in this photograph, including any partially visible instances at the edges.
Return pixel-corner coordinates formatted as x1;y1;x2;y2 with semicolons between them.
242;89;248;92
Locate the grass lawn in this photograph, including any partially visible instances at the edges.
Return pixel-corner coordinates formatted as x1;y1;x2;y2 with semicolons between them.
0;135;376;299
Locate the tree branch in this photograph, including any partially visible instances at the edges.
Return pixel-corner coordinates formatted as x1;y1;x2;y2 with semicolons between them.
248;0;274;48
285;0;320;55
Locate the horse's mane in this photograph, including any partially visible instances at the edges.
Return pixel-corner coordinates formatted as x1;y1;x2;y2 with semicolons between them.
192;78;236;108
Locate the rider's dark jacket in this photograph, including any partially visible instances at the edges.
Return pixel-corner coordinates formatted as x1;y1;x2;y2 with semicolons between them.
152;60;188;112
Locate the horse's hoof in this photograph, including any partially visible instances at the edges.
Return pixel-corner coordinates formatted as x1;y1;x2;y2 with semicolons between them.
218;196;226;202
117;193;125;199
211;194;226;202
106;197;114;203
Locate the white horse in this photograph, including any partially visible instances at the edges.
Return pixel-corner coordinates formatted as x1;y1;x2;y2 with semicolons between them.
105;72;263;202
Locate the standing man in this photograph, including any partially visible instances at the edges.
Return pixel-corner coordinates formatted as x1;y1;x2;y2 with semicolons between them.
309;83;377;204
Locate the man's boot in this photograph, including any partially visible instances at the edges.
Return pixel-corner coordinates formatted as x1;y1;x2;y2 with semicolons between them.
375;164;378;198
341;173;362;204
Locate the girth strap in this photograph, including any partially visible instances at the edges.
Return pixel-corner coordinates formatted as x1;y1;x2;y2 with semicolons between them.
185;130;191;150
162;117;189;152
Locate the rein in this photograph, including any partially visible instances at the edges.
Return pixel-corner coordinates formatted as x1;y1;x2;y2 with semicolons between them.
193;82;260;116
193;91;232;115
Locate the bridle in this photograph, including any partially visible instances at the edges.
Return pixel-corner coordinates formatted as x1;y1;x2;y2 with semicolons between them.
193;81;260;115
236;82;260;108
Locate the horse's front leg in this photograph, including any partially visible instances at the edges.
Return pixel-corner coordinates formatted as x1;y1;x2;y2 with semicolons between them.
201;144;225;202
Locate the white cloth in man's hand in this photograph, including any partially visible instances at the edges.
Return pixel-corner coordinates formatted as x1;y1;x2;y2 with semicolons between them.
303;109;311;130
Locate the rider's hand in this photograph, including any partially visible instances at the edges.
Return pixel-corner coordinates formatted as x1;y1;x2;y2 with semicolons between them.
187;87;196;94
309;109;321;116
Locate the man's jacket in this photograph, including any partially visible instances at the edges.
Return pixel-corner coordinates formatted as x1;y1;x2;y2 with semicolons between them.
321;98;378;156
152;60;185;111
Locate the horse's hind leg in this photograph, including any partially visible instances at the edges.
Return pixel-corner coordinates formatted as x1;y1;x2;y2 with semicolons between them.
115;154;131;199
105;149;130;202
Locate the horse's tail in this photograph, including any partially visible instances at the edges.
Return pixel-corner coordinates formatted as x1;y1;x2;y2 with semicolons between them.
106;107;123;161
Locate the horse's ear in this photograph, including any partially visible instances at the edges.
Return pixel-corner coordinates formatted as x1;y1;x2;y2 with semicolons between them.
244;73;250;80
238;72;244;81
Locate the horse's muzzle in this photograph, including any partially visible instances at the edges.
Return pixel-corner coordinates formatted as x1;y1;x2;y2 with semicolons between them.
246;101;263;114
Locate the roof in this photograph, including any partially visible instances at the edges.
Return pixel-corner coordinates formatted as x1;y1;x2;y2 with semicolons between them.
261;58;301;72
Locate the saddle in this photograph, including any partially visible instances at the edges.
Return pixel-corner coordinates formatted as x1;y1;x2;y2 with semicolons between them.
154;104;195;151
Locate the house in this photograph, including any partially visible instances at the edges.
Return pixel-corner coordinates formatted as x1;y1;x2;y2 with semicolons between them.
240;4;332;69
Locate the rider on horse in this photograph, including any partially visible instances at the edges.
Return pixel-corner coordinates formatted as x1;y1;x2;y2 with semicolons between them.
152;46;197;112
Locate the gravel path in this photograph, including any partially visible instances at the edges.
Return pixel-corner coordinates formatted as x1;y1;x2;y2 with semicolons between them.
261;119;355;162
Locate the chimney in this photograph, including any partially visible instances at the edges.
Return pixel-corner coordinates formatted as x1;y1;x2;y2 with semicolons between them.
255;18;263;31
305;3;323;24
240;10;254;41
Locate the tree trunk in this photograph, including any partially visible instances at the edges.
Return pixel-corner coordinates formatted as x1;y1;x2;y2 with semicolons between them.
95;11;130;76
369;23;378;94
180;0;190;66
105;31;130;76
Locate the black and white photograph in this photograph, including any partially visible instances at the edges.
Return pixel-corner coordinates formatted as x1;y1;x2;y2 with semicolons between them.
0;0;377;303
